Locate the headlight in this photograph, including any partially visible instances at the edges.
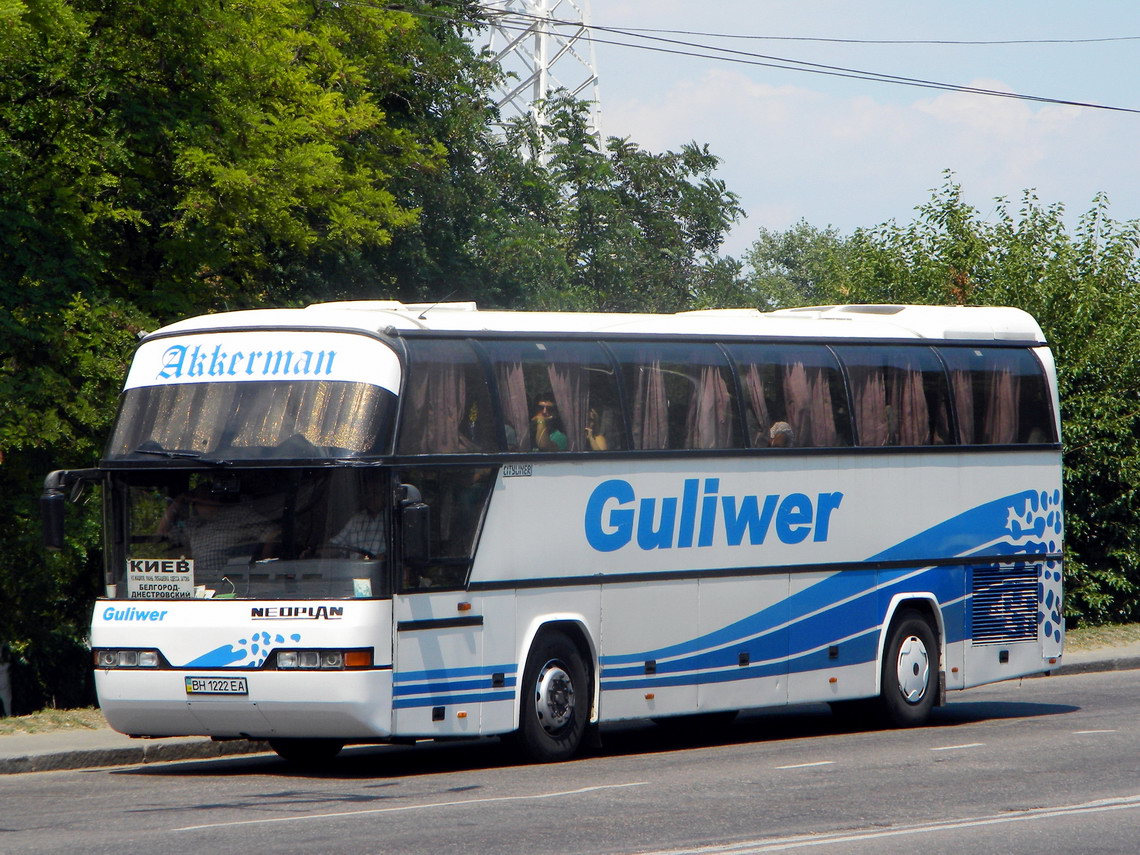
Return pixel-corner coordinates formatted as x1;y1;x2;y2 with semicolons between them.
94;649;162;668
273;649;372;670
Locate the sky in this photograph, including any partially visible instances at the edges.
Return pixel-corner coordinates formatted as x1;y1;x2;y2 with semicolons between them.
569;1;1140;256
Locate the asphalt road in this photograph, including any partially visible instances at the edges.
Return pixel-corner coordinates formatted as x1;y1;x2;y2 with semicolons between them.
1;669;1137;855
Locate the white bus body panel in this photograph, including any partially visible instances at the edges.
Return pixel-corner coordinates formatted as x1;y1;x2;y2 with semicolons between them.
466;450;1061;722
93;599;394;739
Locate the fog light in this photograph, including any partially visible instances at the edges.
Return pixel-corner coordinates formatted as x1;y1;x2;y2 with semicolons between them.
97;651;117;668
321;651;344;669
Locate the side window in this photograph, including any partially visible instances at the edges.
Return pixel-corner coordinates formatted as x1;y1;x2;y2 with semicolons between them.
724;343;852;448
398;340;496;454
482;340;626;452
833;346;953;447
397;467;494;590
938;347;1056;444
608;341;739;450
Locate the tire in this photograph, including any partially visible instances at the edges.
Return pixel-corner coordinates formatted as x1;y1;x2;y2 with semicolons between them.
510;630;590;763
878;610;939;727
269;737;345;766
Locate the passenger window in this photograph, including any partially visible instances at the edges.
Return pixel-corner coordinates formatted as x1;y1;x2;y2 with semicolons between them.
938;347;1056;444
398;340;496;454
724;343;852;448
609;342;739;450
481;340;626;452
833;346;952;447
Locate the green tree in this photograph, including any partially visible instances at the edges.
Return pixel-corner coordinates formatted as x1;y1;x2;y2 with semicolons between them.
0;0;503;710
534;95;743;312
743;176;1140;624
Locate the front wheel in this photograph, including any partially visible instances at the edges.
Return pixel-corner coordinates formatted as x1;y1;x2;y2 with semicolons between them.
878;610;939;727
509;630;590;763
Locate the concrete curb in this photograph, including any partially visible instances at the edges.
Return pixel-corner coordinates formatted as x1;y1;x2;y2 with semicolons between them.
1050;654;1140;677
0;737;269;775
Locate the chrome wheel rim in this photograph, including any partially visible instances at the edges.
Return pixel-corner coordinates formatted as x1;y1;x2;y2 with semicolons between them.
535;660;575;734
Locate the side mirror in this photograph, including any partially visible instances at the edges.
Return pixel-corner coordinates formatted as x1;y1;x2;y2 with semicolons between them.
40;469;100;551
41;490;66;551
397;484;431;565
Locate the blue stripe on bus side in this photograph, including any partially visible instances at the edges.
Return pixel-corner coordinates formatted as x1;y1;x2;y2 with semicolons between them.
601;629;883;691
393;677;517;697
394;664;517;683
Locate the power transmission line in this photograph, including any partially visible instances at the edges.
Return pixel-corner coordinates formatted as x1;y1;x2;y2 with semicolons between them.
339;2;1140;116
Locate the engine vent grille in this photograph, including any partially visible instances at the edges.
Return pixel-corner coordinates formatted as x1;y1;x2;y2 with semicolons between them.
971;564;1040;645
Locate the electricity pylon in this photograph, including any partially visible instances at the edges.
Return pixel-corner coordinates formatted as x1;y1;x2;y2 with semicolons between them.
478;0;601;138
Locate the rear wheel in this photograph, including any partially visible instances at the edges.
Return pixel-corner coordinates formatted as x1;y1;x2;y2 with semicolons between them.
878;610;939;727
269;737;344;766
510;630;590;762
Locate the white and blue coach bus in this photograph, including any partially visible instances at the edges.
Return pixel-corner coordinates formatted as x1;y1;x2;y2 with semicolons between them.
43;301;1064;764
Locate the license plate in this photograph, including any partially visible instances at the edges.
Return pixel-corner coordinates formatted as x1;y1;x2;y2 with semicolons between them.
184;676;248;695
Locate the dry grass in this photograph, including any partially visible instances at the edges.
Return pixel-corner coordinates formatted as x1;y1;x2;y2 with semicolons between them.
0;707;107;736
1065;622;1140;651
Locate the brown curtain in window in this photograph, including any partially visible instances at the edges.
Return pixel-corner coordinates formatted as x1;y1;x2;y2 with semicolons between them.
951;368;975;444
495;361;530;451
741;363;772;447
685;365;733;449
785;362;839;448
402;360;465;453
891;364;930;446
547;359;589;452
849;366;889;446
984;366;1019;444
630;359;669;450
806;367;840;447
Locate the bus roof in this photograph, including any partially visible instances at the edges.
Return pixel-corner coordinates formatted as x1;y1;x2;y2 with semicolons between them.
149;301;1047;344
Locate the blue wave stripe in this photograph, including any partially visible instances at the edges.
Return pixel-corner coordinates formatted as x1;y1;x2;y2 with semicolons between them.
867;490;1058;562
599;570;871;666
601;564;961;677
600;490;1050;667
602;628;881;691
393;690;516;709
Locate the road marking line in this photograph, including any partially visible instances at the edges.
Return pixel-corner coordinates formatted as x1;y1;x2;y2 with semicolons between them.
930;742;985;751
775;761;835;770
174;782;647;832
633;793;1140;854
1073;729;1117;734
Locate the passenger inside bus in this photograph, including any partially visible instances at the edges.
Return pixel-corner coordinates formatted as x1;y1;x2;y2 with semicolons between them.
769;421;795;448
530;396;568;451
157;483;280;577
325;475;387;559
585;407;608;451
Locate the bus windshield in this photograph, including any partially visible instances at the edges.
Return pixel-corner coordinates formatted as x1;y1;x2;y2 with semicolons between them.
104;380;396;462
111;468;392;600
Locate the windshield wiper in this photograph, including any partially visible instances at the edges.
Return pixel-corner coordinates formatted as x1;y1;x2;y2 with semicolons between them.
134;447;203;460
132;446;230;465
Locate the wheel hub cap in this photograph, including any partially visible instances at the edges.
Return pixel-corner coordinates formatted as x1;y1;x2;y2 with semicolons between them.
895;635;930;704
